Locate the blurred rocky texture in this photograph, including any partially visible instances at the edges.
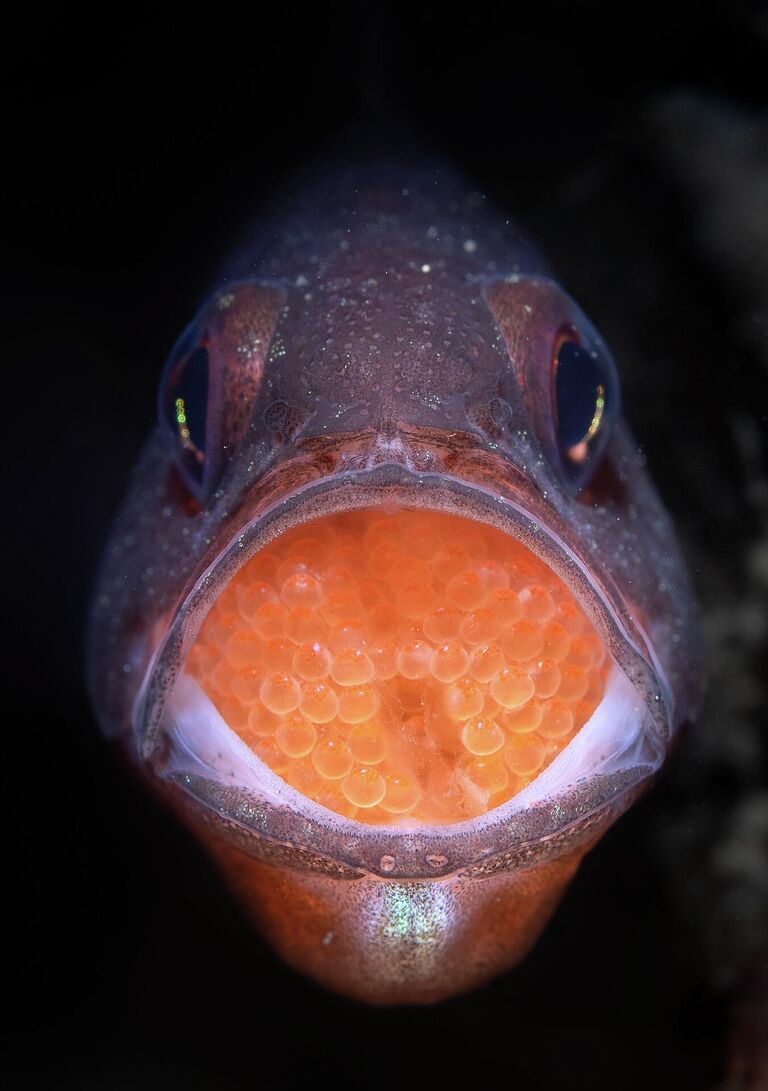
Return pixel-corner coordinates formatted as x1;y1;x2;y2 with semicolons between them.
529;83;768;1085
647;94;768;1085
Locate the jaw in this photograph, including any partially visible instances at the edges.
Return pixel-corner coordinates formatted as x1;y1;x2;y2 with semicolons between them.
134;463;669;1000
156;752;644;1006
193;823;610;1006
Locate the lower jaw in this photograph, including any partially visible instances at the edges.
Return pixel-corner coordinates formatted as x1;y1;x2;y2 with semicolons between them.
193;825;599;1005
154;749;645;1005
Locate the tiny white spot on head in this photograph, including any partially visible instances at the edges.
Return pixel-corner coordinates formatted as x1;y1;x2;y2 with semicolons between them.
421;263;431;274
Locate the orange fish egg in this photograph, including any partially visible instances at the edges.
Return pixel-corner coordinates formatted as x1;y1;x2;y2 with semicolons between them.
342;766;387;808
431;642;470;683
396;640;434;680
422;604;462;642
379;773;421;814
432;545;472;582
275;715;318;758
505;733;547;777
261;637;295;672
463;755;510;796
459;607;501;645
253;601;288;640
292;642;332;680
468;642;506;683
230;668;261;704
490;666;535;709
246;703;281;738
396;581;439;620
260;672;301;715
527;658;562;699
539;699;575;739
445;570;487;611
337;683;380;724
503;619;545;661
518;585;556;622
311;735;354;780
486;587;522;627
298;682;339;723
541;621;571;661
504;698;544;734
330;647;375;686
461;716;505;756
280;571;324;610
444;677;485;721
347;721;388;765
222;630;263;669
368;640;399;680
285;606;324;644
236;580;278;620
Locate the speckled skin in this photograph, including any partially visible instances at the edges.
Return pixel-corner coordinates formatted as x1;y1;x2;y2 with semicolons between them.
214;835;590;1005
88;163;703;1003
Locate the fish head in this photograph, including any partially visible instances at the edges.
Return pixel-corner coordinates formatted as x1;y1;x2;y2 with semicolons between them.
88;170;702;1003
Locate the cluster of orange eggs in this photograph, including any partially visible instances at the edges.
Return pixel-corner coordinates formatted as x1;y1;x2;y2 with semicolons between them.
186;509;609;824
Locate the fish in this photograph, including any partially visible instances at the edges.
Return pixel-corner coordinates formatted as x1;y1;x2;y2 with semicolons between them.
88;159;703;1005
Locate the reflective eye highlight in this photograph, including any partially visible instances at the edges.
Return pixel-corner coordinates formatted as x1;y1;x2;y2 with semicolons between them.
552;332;619;492
158;324;210;494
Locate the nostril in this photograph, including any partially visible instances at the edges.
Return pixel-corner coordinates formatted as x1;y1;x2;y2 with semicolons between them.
181;508;612;825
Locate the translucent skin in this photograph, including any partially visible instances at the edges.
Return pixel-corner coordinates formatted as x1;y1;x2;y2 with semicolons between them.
88;163;703;1003
208;833;594;1005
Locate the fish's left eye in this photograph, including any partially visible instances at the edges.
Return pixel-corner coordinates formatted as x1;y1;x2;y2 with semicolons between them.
552;330;619;492
159;325;211;496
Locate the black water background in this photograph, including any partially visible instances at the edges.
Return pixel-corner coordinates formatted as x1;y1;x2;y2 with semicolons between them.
5;7;767;1089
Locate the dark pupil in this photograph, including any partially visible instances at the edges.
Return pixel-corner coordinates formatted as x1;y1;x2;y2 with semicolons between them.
164;345;209;478
555;340;607;452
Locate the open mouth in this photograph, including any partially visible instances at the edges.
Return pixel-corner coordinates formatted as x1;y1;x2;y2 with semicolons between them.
157;502;661;835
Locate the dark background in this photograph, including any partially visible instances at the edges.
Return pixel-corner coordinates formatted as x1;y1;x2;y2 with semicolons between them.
6;5;768;1089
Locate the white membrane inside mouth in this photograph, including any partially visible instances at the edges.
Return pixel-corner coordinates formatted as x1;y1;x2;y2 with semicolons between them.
160;663;663;821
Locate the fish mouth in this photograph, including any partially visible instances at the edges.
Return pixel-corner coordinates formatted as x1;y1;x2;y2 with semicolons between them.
136;463;669;880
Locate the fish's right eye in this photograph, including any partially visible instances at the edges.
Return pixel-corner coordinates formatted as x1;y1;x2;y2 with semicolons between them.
158;323;212;499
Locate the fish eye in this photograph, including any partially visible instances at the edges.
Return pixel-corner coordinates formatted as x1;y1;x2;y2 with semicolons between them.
552;329;619;493
158;325;211;496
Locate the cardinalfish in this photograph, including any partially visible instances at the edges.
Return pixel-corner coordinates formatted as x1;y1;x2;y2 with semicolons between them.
88;161;702;1004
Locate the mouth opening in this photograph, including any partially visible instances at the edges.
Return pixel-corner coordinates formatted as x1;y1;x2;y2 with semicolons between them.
160;503;655;831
